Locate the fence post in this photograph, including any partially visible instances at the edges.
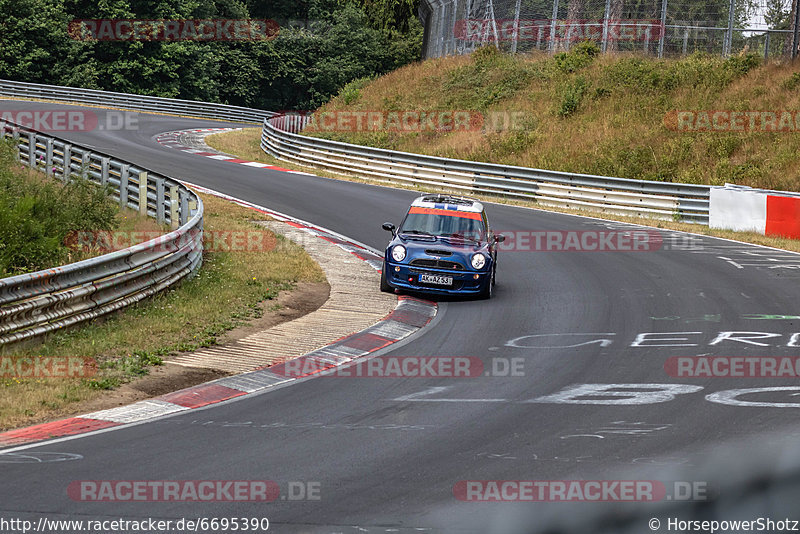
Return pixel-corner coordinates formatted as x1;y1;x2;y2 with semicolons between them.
658;0;668;58
548;0;559;53
683;27;689;54
138;171;148;216
511;0;522;53
723;0;735;55
601;0;612;53
765;31;770;60
793;0;800;60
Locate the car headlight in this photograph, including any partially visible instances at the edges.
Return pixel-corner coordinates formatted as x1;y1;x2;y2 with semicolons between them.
392;245;407;262
471;253;487;270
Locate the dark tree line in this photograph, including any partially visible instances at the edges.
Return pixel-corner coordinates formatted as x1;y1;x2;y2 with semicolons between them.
0;0;423;110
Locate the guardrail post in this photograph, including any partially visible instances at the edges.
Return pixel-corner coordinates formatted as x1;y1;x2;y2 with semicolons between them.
26;132;36;168
169;185;180;229
138;171;148;216
119;164;130;208
62;143;72;180
156;177;166;224
45;138;54;176
100;157;109;186
81;151;90;180
179;188;189;225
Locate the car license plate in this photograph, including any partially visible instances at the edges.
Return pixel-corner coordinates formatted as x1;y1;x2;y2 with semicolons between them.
419;273;453;286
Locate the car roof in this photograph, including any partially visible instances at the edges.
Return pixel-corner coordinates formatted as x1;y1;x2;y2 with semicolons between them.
410;194;484;214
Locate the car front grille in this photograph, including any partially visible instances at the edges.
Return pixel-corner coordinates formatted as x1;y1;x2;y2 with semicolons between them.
410;259;464;270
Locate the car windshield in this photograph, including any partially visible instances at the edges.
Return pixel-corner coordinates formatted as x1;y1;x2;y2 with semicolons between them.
399;212;485;241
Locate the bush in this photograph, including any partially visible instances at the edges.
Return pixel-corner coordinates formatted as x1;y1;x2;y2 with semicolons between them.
0;141;119;276
472;45;504;67
782;72;800;90
336;75;375;105
601;52;760;95
723;53;760;77
557;76;588;117
553;41;600;73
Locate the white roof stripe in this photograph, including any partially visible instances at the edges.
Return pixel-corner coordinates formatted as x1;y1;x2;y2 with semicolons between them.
410;195;484;213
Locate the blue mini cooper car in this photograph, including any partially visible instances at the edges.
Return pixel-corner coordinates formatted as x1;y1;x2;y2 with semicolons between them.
380;194;504;299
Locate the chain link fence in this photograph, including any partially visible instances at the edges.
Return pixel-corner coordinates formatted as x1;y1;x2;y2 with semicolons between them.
420;0;799;60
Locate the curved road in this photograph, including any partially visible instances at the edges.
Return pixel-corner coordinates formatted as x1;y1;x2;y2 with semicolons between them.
2;102;800;533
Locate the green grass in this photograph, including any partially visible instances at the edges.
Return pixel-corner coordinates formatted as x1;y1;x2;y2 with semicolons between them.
0;193;325;430
0;140;121;277
302;44;800;192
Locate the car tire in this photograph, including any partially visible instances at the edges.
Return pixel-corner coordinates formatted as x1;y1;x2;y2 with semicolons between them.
380;263;393;293
478;266;494;300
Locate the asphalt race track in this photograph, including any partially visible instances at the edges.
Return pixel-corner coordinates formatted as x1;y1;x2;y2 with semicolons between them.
3;102;800;533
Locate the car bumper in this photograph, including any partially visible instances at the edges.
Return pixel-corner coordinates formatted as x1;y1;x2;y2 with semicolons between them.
384;261;491;295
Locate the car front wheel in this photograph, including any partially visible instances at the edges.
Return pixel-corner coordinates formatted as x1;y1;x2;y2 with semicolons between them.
380;263;393;293
478;266;495;300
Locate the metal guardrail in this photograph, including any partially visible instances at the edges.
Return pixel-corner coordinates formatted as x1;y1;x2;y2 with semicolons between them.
1;78;711;223
0;79;274;124
261;115;711;223
0;119;203;345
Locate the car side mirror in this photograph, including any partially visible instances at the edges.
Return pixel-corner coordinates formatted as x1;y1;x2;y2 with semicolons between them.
494;234;506;243
382;222;396;233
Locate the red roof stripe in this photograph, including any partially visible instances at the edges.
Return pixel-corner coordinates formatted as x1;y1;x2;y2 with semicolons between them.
408;207;482;220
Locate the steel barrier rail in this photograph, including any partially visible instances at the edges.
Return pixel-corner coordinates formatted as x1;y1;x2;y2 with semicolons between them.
0;79;710;222
0;79;274;124
0;119;203;345
261;115;711;223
